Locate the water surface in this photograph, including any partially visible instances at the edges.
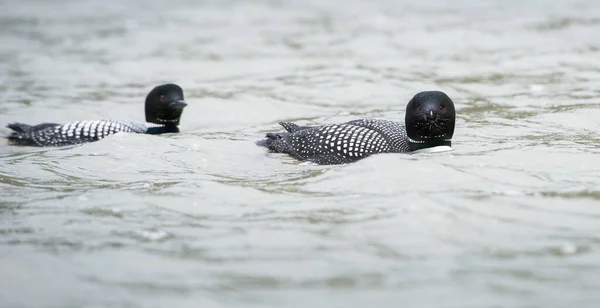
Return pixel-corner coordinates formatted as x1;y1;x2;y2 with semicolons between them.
1;0;600;307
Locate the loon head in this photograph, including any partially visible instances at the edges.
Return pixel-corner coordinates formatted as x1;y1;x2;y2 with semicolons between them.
145;83;188;126
405;91;455;148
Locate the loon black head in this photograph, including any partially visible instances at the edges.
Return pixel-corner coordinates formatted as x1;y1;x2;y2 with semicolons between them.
145;84;187;126
405;91;456;150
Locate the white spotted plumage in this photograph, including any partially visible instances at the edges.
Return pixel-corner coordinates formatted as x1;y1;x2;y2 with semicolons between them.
272;119;411;164
15;120;148;147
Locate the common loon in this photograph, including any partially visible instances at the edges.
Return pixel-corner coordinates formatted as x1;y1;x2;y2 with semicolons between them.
6;83;188;147
257;91;456;165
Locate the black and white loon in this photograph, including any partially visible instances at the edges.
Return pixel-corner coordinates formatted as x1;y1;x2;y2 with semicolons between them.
6;84;187;147
257;91;456;165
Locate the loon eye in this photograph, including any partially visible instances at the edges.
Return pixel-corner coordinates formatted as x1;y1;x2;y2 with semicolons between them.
440;104;445;111
159;95;165;103
417;104;421;111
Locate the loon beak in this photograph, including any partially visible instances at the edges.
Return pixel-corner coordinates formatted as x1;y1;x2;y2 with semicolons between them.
168;100;188;110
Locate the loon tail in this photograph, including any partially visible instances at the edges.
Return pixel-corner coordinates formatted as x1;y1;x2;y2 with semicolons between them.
256;132;295;155
6;123;33;145
7;123;33;133
256;122;310;153
255;131;287;148
6;123;35;145
6;122;60;146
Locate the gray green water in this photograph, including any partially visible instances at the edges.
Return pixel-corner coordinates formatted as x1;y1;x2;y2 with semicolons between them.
1;0;600;307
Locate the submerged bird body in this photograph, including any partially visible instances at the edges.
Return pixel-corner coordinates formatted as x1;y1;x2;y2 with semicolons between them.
257;91;456;165
261;119;412;165
6;84;187;147
6;121;149;147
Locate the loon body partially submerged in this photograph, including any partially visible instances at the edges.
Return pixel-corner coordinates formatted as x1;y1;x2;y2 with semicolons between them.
257;91;456;165
6;84;187;147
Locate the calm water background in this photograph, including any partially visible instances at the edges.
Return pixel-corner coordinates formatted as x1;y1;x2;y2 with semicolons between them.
1;0;600;307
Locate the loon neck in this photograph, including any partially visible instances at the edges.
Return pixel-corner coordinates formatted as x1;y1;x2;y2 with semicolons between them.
146;124;180;135
408;139;451;151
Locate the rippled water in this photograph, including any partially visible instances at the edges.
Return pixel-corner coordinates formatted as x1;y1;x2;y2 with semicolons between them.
1;0;600;307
